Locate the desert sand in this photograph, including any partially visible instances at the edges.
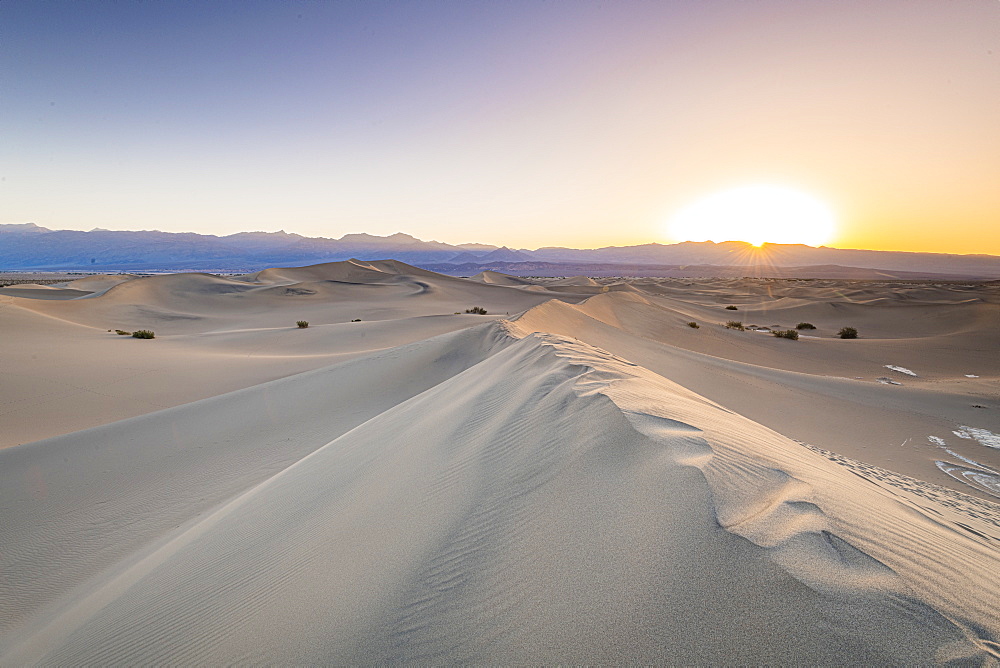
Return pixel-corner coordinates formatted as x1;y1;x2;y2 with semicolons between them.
1;260;998;663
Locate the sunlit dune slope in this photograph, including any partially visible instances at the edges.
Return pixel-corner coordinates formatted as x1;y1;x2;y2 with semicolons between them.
510;289;1000;494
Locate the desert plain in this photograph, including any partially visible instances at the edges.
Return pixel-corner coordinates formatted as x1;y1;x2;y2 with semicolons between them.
1;259;998;663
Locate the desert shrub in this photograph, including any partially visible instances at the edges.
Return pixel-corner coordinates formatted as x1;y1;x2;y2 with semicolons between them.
351;319;361;322
115;329;131;336
773;329;799;340
796;322;816;330
725;305;738;310
687;321;700;328
838;326;858;339
131;330;155;339
465;306;488;315
296;320;309;328
724;320;745;331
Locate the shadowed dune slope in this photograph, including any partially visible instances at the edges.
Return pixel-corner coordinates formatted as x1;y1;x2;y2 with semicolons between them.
0;285;94;300
0;324;509;649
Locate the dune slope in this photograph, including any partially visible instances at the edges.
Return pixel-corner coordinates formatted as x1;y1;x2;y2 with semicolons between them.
0;261;577;446
1;322;998;663
1;268;998;663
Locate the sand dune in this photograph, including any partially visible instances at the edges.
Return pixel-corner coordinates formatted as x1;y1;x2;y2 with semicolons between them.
1;265;997;663
468;269;536;286
0;262;575;446
58;273;139;293
510;291;1000;490
0;284;94;300
545;275;601;286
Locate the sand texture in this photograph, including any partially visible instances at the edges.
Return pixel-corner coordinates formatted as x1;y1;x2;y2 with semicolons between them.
1;262;998;664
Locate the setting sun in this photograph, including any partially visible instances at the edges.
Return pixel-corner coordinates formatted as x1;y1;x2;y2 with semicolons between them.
667;185;836;247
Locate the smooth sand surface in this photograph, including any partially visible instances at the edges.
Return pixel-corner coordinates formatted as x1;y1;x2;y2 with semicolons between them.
1;263;997;664
0;260;573;447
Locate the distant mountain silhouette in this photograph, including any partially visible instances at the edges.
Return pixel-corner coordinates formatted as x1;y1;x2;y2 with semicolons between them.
422;261;987;281
447;246;533;263
446;251;487;264
1;225;998;278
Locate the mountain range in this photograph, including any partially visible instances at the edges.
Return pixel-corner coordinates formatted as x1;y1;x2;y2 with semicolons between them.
2;223;998;278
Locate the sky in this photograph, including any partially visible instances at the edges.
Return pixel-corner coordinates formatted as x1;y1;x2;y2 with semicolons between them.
3;0;998;254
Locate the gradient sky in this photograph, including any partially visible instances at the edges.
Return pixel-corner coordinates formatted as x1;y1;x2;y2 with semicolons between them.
4;0;998;254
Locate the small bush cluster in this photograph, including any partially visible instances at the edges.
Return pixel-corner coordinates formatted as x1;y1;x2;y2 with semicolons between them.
465;306;488;315
115;329;131;336
772;329;799;340
296;321;309;328
132;330;155;339
838;326;858;339
725;320;745;331
725;305;738;310
687;321;700;329
796;322;816;330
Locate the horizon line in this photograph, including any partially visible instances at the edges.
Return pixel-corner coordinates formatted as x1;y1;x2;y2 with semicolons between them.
3;222;999;258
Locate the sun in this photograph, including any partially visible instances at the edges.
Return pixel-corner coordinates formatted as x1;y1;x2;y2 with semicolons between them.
667;185;836;247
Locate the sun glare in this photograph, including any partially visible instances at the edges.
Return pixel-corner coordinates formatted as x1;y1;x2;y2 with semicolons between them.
667;185;835;247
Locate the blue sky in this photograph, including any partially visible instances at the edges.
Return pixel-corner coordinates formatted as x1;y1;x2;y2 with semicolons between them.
3;1;998;253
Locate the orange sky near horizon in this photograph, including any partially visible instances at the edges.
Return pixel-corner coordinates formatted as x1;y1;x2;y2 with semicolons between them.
835;215;1000;257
